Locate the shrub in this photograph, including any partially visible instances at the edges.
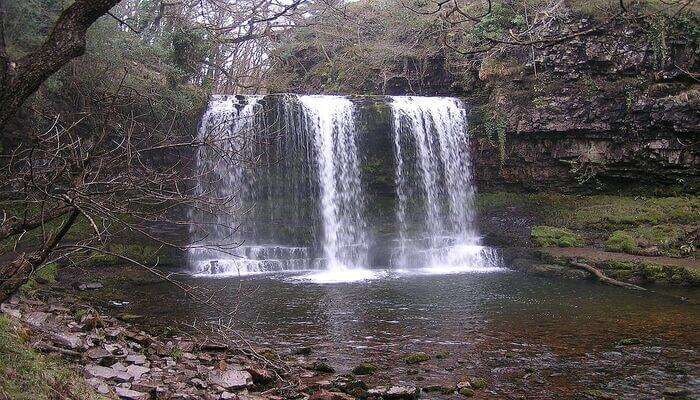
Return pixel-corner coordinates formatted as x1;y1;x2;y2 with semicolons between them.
531;226;584;247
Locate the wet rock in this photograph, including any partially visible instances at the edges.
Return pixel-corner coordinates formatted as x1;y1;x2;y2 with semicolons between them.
309;390;355;400
245;366;275;385
352;363;379;375
385;386;419;400
662;387;690;397
114;387;149;400
402;352;430;364
86;346;112;361
423;383;455;394
208;368;253;390
295;346;313;355
126;365;150;380
126;354;147;365
78;282;104;290
312;362;335;373
85;364;118;380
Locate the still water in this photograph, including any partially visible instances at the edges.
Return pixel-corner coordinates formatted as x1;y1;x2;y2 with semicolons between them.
120;270;699;399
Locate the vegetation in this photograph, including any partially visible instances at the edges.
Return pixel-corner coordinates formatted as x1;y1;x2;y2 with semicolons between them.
531;226;585;248
0;316;105;399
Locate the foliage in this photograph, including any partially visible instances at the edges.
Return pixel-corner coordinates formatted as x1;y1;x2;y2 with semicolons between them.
531;226;585;247
0;316;105;399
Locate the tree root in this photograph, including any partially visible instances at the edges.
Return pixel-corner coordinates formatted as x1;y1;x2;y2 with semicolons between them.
569;261;647;291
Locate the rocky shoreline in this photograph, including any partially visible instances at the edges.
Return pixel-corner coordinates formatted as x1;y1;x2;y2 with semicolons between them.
0;290;490;400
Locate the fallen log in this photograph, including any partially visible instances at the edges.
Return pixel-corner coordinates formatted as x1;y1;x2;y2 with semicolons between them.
569;261;647;291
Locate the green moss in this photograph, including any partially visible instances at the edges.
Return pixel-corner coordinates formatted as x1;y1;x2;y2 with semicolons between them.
470;378;488;390
531;226;585;247
403;352;431;364
605;231;639;253
0;316;105;399
352;362;379;375
20;263;60;296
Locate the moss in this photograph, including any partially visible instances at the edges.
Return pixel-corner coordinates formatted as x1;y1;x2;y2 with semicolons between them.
0;316;106;399
20;263;60;296
531;226;584;247
605;231;639;253
403;352;431;364
352;363;379;375
470;378;488;390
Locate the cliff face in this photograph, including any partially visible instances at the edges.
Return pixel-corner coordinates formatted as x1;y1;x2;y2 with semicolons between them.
468;19;699;194
271;14;699;194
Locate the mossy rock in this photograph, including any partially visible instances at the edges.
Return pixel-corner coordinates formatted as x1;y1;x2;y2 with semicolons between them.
352;362;379;375
605;231;639;253
403;352;430;364
312;362;335;373
458;387;475;396
531;226;584;247
470;378;487;390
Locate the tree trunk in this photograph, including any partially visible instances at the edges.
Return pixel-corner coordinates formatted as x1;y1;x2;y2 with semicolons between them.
0;0;122;128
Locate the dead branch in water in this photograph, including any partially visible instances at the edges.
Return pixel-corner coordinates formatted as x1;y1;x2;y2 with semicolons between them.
569;261;647;291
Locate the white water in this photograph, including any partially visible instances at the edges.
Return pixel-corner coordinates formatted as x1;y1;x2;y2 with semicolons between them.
390;96;500;273
189;94;501;281
297;96;372;280
188;95;316;276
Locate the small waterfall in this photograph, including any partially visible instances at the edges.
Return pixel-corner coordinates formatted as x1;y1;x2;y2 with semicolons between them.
298;96;369;272
188;95;317;275
390;96;498;272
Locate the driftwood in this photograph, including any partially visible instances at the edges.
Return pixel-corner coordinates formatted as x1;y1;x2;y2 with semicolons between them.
569;261;647;291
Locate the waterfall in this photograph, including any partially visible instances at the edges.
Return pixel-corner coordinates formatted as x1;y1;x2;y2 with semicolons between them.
188;94;501;279
390;96;497;273
188;95;317;275
298;96;369;272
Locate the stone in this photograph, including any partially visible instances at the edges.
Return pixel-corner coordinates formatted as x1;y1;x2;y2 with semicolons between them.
50;332;82;349
351;363;378;375
245;366;275;385
423;384;455;394
126;354;147;365
220;392;237;400
86;346;112;360
1;303;21;319
458;387;475;397
309;390;354;400
208;369;253;390
78;282;104;290
126;364;150;380
402;352;430;364
114;387;149;400
312;362;335;373
469;378;487;390
25;311;50;328
385;386;418;400
112;362;128;372
191;378;208;389
85;365;117;380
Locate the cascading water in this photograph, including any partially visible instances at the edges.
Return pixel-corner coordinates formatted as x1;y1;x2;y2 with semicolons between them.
189;94;501;280
390;96;500;273
188;95;317;275
298;96;369;272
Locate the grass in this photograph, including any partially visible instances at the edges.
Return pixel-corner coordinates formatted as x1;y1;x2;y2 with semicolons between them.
0;316;108;400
